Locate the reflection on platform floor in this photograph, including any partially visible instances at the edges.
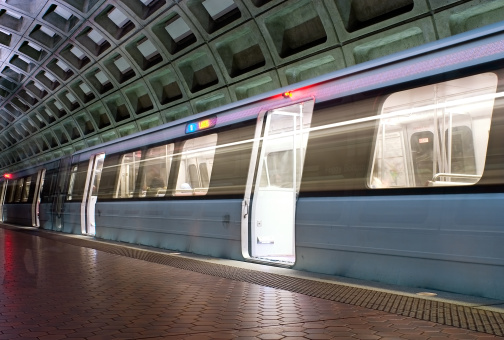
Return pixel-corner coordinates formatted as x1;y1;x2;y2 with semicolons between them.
0;225;502;340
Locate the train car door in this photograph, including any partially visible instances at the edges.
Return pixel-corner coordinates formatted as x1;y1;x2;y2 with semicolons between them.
242;100;314;264
31;169;45;227
80;153;105;235
53;157;71;231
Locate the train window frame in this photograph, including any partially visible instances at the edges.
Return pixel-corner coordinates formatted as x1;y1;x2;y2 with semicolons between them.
21;175;32;202
40;168;58;203
13;177;25;202
67;166;78;201
113;150;143;199
67;161;89;201
175;133;218;196
140;144;174;198
6;180;17;203
368;72;498;189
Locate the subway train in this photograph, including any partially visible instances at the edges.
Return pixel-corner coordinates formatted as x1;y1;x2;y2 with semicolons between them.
1;22;504;300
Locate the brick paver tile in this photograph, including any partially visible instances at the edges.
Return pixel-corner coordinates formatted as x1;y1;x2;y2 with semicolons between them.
1;227;503;340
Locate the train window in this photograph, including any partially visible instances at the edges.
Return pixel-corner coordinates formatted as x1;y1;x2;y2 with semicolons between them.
258;107;312;190
91;155;105;197
40;170;53;203
14;177;25;202
141;144;174;198
203;124;256;196
93;154;120;199
259;150;295;188
21;176;32;202
113;150;142;198
5;180;16;203
67;166;77;200
369;72;497;188
40;169;58;203
175;134;217;196
67;161;89;201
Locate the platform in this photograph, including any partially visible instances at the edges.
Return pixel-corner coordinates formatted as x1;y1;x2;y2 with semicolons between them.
0;223;503;340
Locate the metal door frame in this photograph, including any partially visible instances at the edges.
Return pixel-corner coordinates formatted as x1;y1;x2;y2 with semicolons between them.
80;153;105;235
31;169;45;227
241;98;314;264
0;179;6;222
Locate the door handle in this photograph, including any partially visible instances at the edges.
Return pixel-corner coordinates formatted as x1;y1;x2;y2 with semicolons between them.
243;200;248;218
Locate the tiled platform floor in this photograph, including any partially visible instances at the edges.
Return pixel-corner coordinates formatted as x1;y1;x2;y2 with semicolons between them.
0;226;502;340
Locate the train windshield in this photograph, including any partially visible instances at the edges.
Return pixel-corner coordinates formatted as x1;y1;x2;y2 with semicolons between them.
369;72;497;188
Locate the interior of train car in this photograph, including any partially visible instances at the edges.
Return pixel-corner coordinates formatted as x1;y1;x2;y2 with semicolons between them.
369;72;496;189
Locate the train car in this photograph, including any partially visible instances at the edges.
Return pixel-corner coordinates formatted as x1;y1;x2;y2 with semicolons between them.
1;158;68;230
38;158;72;232
2;22;504;300
1;166;46;228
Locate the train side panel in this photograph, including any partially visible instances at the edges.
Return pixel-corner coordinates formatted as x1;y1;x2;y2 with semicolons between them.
95;200;243;259
4;203;32;226
39;202;53;229
295;194;504;299
60;202;82;234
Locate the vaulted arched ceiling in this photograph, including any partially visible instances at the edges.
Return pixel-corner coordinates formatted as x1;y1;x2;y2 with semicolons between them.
0;0;501;172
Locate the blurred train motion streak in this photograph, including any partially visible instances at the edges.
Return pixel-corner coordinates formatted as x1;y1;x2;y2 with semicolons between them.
2;22;504;300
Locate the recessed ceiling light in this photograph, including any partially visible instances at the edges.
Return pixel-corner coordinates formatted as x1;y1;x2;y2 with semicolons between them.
88;29;106;45
56;60;70;72
54;6;73;20
40;26;56;37
202;0;237;20
108;8;129;28
95;71;110;85
166;17;191;43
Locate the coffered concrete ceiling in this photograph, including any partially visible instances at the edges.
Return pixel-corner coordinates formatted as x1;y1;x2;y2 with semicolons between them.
0;0;501;171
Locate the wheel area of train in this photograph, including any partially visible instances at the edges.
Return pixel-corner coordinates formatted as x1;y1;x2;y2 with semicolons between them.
1;223;502;340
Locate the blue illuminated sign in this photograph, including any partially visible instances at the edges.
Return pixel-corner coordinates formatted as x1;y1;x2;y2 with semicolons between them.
185;116;217;134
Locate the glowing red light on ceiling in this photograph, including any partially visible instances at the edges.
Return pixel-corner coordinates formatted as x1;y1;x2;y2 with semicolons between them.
4;173;13;179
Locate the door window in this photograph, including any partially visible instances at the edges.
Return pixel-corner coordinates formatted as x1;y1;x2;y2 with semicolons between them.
90;155;105;196
21;176;32;202
114;151;142;198
67;161;88;200
14;178;25;202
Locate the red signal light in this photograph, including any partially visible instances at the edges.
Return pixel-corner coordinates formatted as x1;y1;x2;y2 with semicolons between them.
4;173;13;179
